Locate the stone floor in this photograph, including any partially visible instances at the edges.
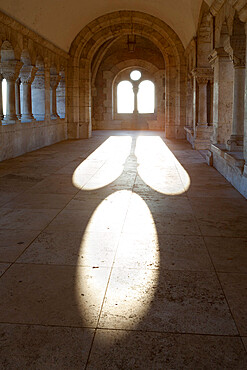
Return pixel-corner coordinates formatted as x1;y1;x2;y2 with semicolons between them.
0;130;246;369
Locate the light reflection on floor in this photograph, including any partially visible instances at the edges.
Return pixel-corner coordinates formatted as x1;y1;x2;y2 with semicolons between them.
76;191;159;331
74;135;190;334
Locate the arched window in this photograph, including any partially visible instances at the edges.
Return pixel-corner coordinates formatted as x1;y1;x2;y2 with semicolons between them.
116;70;155;115
117;80;134;113
138;80;155;113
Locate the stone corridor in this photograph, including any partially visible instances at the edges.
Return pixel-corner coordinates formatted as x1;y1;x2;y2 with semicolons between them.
0;131;246;368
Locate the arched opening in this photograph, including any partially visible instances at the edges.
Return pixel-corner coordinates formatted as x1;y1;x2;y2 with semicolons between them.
138;80;155;113
32;56;45;121
2;79;7;116
69;11;186;138
57;70;66;119
117;80;134;113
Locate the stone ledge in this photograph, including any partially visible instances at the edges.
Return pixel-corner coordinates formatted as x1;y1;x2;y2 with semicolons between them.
211;144;245;172
211;143;247;199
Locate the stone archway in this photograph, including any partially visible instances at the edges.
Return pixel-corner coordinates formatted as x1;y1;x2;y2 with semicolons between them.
68;10;186;139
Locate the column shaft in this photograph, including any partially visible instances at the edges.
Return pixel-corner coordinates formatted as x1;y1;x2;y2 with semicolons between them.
5;79;17;121
21;82;33;122
198;82;208;125
15;79;21;119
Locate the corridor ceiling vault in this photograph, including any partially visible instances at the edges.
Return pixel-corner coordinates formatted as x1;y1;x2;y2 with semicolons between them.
0;0;214;50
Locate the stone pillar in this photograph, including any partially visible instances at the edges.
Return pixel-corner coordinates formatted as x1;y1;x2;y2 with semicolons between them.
50;72;60;119
0;74;4;122
44;63;51;121
209;48;234;145
233;0;247;170
132;83;139;114
0;61;22;124
197;77;208;126
186;73;193;128
192;68;213;127
15;78;21;119
20;65;37;122
227;65;245;150
226;32;246;151
32;68;45;121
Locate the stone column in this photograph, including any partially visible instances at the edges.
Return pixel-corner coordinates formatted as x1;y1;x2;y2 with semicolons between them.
15;78;21;119
197;77;208;126
50;72;60;119
208;48;234;145
132;83;139;114
32;69;45;121
0;61;22;124
226;32;246;151
233;0;247;169
192;68;213;127
20;65;37;122
0;74;4;122
227;64;245;150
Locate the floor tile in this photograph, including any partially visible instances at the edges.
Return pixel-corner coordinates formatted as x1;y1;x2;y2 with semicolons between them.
0;263;10;276
205;237;247;273
2;192;73;209
99;269;237;335
0;229;39;262
0;264;110;327
18;230;119;267
28;174;79;195
0;208;59;230
114;234;213;271
0;324;94;369
88;330;247;369
218;273;247;336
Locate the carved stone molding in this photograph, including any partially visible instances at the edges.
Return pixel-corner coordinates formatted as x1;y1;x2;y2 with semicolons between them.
208;48;230;66
50;74;61;89
0;61;23;81
233;0;247;23
191;68;213;83
20;65;38;84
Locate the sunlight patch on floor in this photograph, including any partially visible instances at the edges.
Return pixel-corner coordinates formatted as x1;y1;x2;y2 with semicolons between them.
75;191;159;332
73;136;132;190
135;136;190;195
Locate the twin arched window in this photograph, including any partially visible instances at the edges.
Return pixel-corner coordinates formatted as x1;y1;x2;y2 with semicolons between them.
117;70;155;114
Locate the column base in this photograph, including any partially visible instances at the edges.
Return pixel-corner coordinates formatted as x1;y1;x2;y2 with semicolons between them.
33;114;45;121
2;115;19;124
227;135;243;152
51;114;59;120
21;115;35;123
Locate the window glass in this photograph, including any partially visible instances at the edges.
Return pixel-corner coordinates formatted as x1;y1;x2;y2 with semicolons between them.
117;80;134;113
137;80;155;113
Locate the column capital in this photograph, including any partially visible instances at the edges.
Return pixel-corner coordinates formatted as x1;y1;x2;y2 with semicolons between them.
233;1;247;23
208;48;230;66
0;61;23;81
224;33;246;68
191;68;213;83
50;73;61;89
20;65;37;84
32;69;45;89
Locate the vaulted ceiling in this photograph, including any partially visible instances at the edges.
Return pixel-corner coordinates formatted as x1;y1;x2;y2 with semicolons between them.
0;0;214;52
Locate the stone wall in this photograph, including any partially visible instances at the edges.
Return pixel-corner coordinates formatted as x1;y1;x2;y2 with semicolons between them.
184;0;247;198
0;10;68;161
